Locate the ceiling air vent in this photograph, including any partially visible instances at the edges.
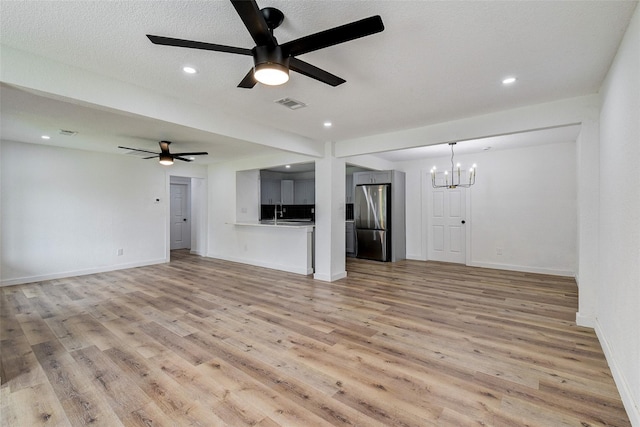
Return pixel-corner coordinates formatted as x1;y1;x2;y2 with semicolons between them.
59;129;78;136
274;97;307;110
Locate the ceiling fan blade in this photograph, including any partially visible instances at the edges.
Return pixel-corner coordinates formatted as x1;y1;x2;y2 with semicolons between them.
147;35;252;56
230;0;277;48
142;155;159;160
171;152;209;156
281;15;384;57
118;146;160;155
238;69;258;88
173;156;193;162
289;57;345;87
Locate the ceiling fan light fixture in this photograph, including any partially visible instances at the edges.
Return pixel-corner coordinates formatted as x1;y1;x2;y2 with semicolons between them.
254;64;289;85
159;154;174;166
253;63;289;86
253;45;290;86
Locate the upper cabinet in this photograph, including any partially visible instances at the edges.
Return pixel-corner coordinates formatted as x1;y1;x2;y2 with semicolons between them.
261;176;315;205
346;174;354;203
261;179;281;204
294;179;315;205
353;171;392;185
281;180;294;204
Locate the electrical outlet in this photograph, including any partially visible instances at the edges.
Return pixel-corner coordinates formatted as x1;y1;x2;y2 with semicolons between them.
496;248;503;256
117;248;124;256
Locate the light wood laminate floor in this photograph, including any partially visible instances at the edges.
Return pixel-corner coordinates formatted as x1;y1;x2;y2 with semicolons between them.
1;251;630;426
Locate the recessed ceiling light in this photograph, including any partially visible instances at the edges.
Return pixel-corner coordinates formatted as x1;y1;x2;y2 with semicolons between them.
324;121;332;128
183;66;198;74
41;135;50;140
285;165;291;169
502;77;517;85
188;157;195;160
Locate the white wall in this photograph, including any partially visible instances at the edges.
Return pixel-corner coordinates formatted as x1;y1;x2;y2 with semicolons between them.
399;141;577;276
469;142;577;274
0;140;206;285
236;169;260;223
596;4;640;424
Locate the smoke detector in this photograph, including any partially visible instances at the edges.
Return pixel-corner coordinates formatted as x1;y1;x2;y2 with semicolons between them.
59;129;78;136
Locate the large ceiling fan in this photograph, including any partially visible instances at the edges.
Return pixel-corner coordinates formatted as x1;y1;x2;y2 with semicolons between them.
118;141;208;166
146;0;384;88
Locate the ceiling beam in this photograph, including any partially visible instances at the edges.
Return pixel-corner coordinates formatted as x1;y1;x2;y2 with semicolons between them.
0;45;324;158
334;95;598;158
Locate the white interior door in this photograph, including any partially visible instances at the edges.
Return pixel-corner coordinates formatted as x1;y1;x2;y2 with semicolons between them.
170;183;190;250
428;172;466;263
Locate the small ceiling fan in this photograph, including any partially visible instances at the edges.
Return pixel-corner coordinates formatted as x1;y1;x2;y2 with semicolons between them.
118;141;208;166
146;0;384;88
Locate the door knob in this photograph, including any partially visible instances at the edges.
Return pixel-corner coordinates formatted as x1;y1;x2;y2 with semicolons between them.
461;220;466;224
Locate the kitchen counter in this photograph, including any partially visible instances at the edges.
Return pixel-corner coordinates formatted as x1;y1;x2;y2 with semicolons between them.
229;221;314;275
234;220;314;229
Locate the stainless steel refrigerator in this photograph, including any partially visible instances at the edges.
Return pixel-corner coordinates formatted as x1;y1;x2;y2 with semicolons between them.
354;184;391;261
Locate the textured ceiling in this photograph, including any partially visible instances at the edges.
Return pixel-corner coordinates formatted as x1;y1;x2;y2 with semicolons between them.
0;0;637;161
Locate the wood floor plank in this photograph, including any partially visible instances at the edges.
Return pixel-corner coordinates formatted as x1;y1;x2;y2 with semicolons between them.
0;381;72;427
0;250;631;426
31;340;124;426
0;335;49;391
70;345;151;416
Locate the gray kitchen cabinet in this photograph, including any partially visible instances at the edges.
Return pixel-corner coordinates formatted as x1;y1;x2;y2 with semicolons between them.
345;221;355;255
261;179;281;204
345;174;354;203
281;180;294;204
353;171;392;185
294;179;315;205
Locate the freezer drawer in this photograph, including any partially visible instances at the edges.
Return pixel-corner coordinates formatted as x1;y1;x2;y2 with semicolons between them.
356;229;390;262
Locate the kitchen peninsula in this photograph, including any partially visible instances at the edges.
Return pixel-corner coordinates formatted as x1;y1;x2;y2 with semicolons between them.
232;167;315;276
232;221;314;275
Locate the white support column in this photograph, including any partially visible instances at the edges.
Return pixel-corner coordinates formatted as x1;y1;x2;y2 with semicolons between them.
314;142;347;282
576;113;600;328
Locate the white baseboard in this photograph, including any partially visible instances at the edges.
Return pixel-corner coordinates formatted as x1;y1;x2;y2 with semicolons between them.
189;249;206;257
208;253;313;276
406;253;427;261
468;261;575;277
575;311;596;328
595;320;640;427
314;271;347;282
0;258;168;287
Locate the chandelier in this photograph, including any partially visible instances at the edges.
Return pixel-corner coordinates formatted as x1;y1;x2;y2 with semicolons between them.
430;142;477;189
